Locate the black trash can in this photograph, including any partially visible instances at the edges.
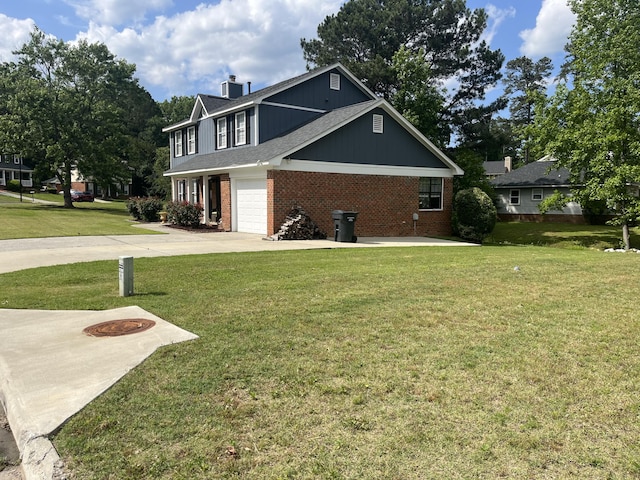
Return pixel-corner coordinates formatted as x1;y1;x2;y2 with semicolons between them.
332;210;358;242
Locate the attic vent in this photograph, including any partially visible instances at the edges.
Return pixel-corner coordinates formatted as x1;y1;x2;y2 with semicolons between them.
330;73;340;90
372;114;384;134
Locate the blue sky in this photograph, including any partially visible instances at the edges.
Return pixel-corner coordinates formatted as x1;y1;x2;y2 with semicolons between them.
0;0;575;102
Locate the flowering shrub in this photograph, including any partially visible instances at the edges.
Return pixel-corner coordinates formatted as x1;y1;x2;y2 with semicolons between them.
166;201;203;228
127;197;164;222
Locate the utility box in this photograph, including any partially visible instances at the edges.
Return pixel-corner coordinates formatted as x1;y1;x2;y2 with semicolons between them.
119;256;134;297
332;210;358;242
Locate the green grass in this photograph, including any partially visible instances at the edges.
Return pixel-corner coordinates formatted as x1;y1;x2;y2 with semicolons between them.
0;198;160;239
3;246;640;479
486;221;640;250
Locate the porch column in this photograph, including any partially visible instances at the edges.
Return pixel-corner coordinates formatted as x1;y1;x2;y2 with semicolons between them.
171;177;177;202
202;175;210;224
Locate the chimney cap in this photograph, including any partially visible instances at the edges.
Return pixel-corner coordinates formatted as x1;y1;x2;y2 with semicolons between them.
229;74;236;82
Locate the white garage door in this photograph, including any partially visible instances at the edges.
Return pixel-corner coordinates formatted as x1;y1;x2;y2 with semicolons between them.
236;178;267;234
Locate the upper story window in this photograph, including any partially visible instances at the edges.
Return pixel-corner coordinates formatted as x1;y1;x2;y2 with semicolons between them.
330;73;341;90
235;112;246;146
13;155;21;165
187;126;196;154
419;177;443;210
174;131;183;157
217;118;228;149
373;114;384;134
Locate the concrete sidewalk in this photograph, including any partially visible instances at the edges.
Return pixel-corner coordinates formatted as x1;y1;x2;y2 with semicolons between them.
0;226;475;479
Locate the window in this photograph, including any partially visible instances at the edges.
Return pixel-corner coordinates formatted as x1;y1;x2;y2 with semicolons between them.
330;73;340;90
187;126;196;155
373;114;384;134
532;188;543;201
174;131;183;157
217;118;227;149
235;112;246;146
419;177;443;210
178;180;185;201
509;189;520;205
13;155;21;165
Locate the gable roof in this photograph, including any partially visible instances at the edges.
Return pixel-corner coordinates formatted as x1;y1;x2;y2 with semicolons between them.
491;157;571;188
165;99;463;176
163;63;377;132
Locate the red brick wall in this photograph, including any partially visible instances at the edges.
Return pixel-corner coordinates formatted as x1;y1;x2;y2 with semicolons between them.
268;170;454;237
219;174;231;231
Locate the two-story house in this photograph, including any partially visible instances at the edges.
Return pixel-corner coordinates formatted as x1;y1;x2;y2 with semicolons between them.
163;63;463;237
0;154;33;189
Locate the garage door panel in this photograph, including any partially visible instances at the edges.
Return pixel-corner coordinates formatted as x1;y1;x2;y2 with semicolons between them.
236;179;267;234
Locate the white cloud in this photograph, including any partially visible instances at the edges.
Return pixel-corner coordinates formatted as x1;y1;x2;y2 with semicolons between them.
78;0;344;99
64;0;173;26
519;0;576;57
482;4;516;46
0;14;36;62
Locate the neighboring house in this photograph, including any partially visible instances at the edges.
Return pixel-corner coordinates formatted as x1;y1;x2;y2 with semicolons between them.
0;154;33;189
490;155;584;222
44;168;132;197
483;156;512;179
163;63;463;237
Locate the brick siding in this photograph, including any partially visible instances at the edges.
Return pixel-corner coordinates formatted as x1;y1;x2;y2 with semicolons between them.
267;170;453;237
219;174;231;231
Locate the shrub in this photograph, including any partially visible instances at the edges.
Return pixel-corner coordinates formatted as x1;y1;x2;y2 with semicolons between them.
166;201;203;228
453;187;497;243
127;197;164;222
7;180;22;193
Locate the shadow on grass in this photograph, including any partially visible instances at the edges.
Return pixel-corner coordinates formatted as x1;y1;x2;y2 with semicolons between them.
484;222;639;250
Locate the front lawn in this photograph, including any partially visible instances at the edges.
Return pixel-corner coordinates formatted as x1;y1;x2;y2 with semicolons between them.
0;199;160;239
2;246;640;479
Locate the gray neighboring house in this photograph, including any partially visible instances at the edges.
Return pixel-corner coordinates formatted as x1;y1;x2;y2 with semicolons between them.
0;154;33;189
483;156;512;179
490;156;584;222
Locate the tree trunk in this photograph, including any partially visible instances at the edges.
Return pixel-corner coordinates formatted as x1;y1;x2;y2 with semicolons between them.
61;162;74;208
622;222;630;250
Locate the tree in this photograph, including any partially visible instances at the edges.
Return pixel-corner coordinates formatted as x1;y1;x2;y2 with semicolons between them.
530;0;640;249
503;56;553;164
0;29;143;207
301;0;505;145
452;187;497;243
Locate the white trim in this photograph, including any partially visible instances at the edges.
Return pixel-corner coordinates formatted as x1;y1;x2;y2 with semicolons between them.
174;131;183;157
509;189;521;205
217;118;227;149
235;111;246;146
187;126;196;154
279;159;454;178
531;188;543;201
418;177;444;211
260;101;327;114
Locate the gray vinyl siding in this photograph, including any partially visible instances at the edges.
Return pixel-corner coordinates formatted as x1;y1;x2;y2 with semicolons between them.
495;186;583;215
198;117;215;153
265;69;370;111
259;104;322;144
290;108;447;169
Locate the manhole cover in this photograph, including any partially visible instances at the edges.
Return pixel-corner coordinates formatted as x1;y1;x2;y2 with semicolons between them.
83;319;156;337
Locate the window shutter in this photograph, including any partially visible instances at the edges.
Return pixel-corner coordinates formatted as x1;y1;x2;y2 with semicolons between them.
373;114;384;134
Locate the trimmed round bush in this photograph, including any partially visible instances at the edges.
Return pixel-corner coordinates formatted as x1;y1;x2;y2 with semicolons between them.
7;180;22;193
127;197;165;222
166;201;203;228
453;187;497;243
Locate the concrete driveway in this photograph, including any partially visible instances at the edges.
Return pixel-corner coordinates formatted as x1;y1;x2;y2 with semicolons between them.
0;223;476;274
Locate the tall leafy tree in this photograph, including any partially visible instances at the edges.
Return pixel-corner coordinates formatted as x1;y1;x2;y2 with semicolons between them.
0;29;143;207
530;0;640;249
301;0;505;145
503;56;553;164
